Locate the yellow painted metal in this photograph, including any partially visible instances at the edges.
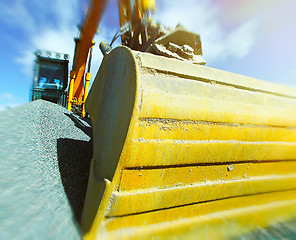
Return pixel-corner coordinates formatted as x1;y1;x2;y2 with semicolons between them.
141;0;155;11
103;190;296;239
137;118;296;142
108;174;296;216
119;0;155;27
119;161;296;191
82;72;91;117
71;0;107;101
126;140;296;167
67;71;75;111
82;46;296;239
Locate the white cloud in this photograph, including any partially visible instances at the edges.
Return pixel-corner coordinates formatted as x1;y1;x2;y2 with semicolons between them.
16;26;77;77
4;0;259;79
225;20;258;59
0;0;36;34
2;93;16;101
3;0;259;77
153;0;260;63
2;0;118;87
0;93;26;112
3;0;81;78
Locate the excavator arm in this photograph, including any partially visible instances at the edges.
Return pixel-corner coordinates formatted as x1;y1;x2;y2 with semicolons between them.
67;0;108;115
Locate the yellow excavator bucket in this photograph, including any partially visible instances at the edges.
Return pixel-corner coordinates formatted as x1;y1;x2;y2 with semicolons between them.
82;46;296;239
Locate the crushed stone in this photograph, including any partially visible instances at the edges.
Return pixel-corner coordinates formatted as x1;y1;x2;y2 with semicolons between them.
0;100;93;239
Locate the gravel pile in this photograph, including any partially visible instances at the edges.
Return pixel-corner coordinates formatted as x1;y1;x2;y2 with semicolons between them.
0;100;93;239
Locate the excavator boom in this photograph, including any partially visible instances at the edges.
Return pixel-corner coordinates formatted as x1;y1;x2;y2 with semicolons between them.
68;0;108;113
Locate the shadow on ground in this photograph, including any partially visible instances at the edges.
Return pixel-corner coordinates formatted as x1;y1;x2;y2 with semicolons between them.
57;113;93;222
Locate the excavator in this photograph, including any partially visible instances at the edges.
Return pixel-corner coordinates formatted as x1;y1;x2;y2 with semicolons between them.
31;0;205;117
33;0;296;239
31;50;70;106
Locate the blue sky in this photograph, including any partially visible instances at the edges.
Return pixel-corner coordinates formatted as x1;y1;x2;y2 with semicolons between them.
0;0;295;111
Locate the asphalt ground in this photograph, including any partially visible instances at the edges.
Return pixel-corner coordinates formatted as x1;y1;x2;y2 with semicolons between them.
0;100;93;239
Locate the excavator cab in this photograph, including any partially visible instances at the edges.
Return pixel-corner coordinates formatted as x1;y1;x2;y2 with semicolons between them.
31;50;69;106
